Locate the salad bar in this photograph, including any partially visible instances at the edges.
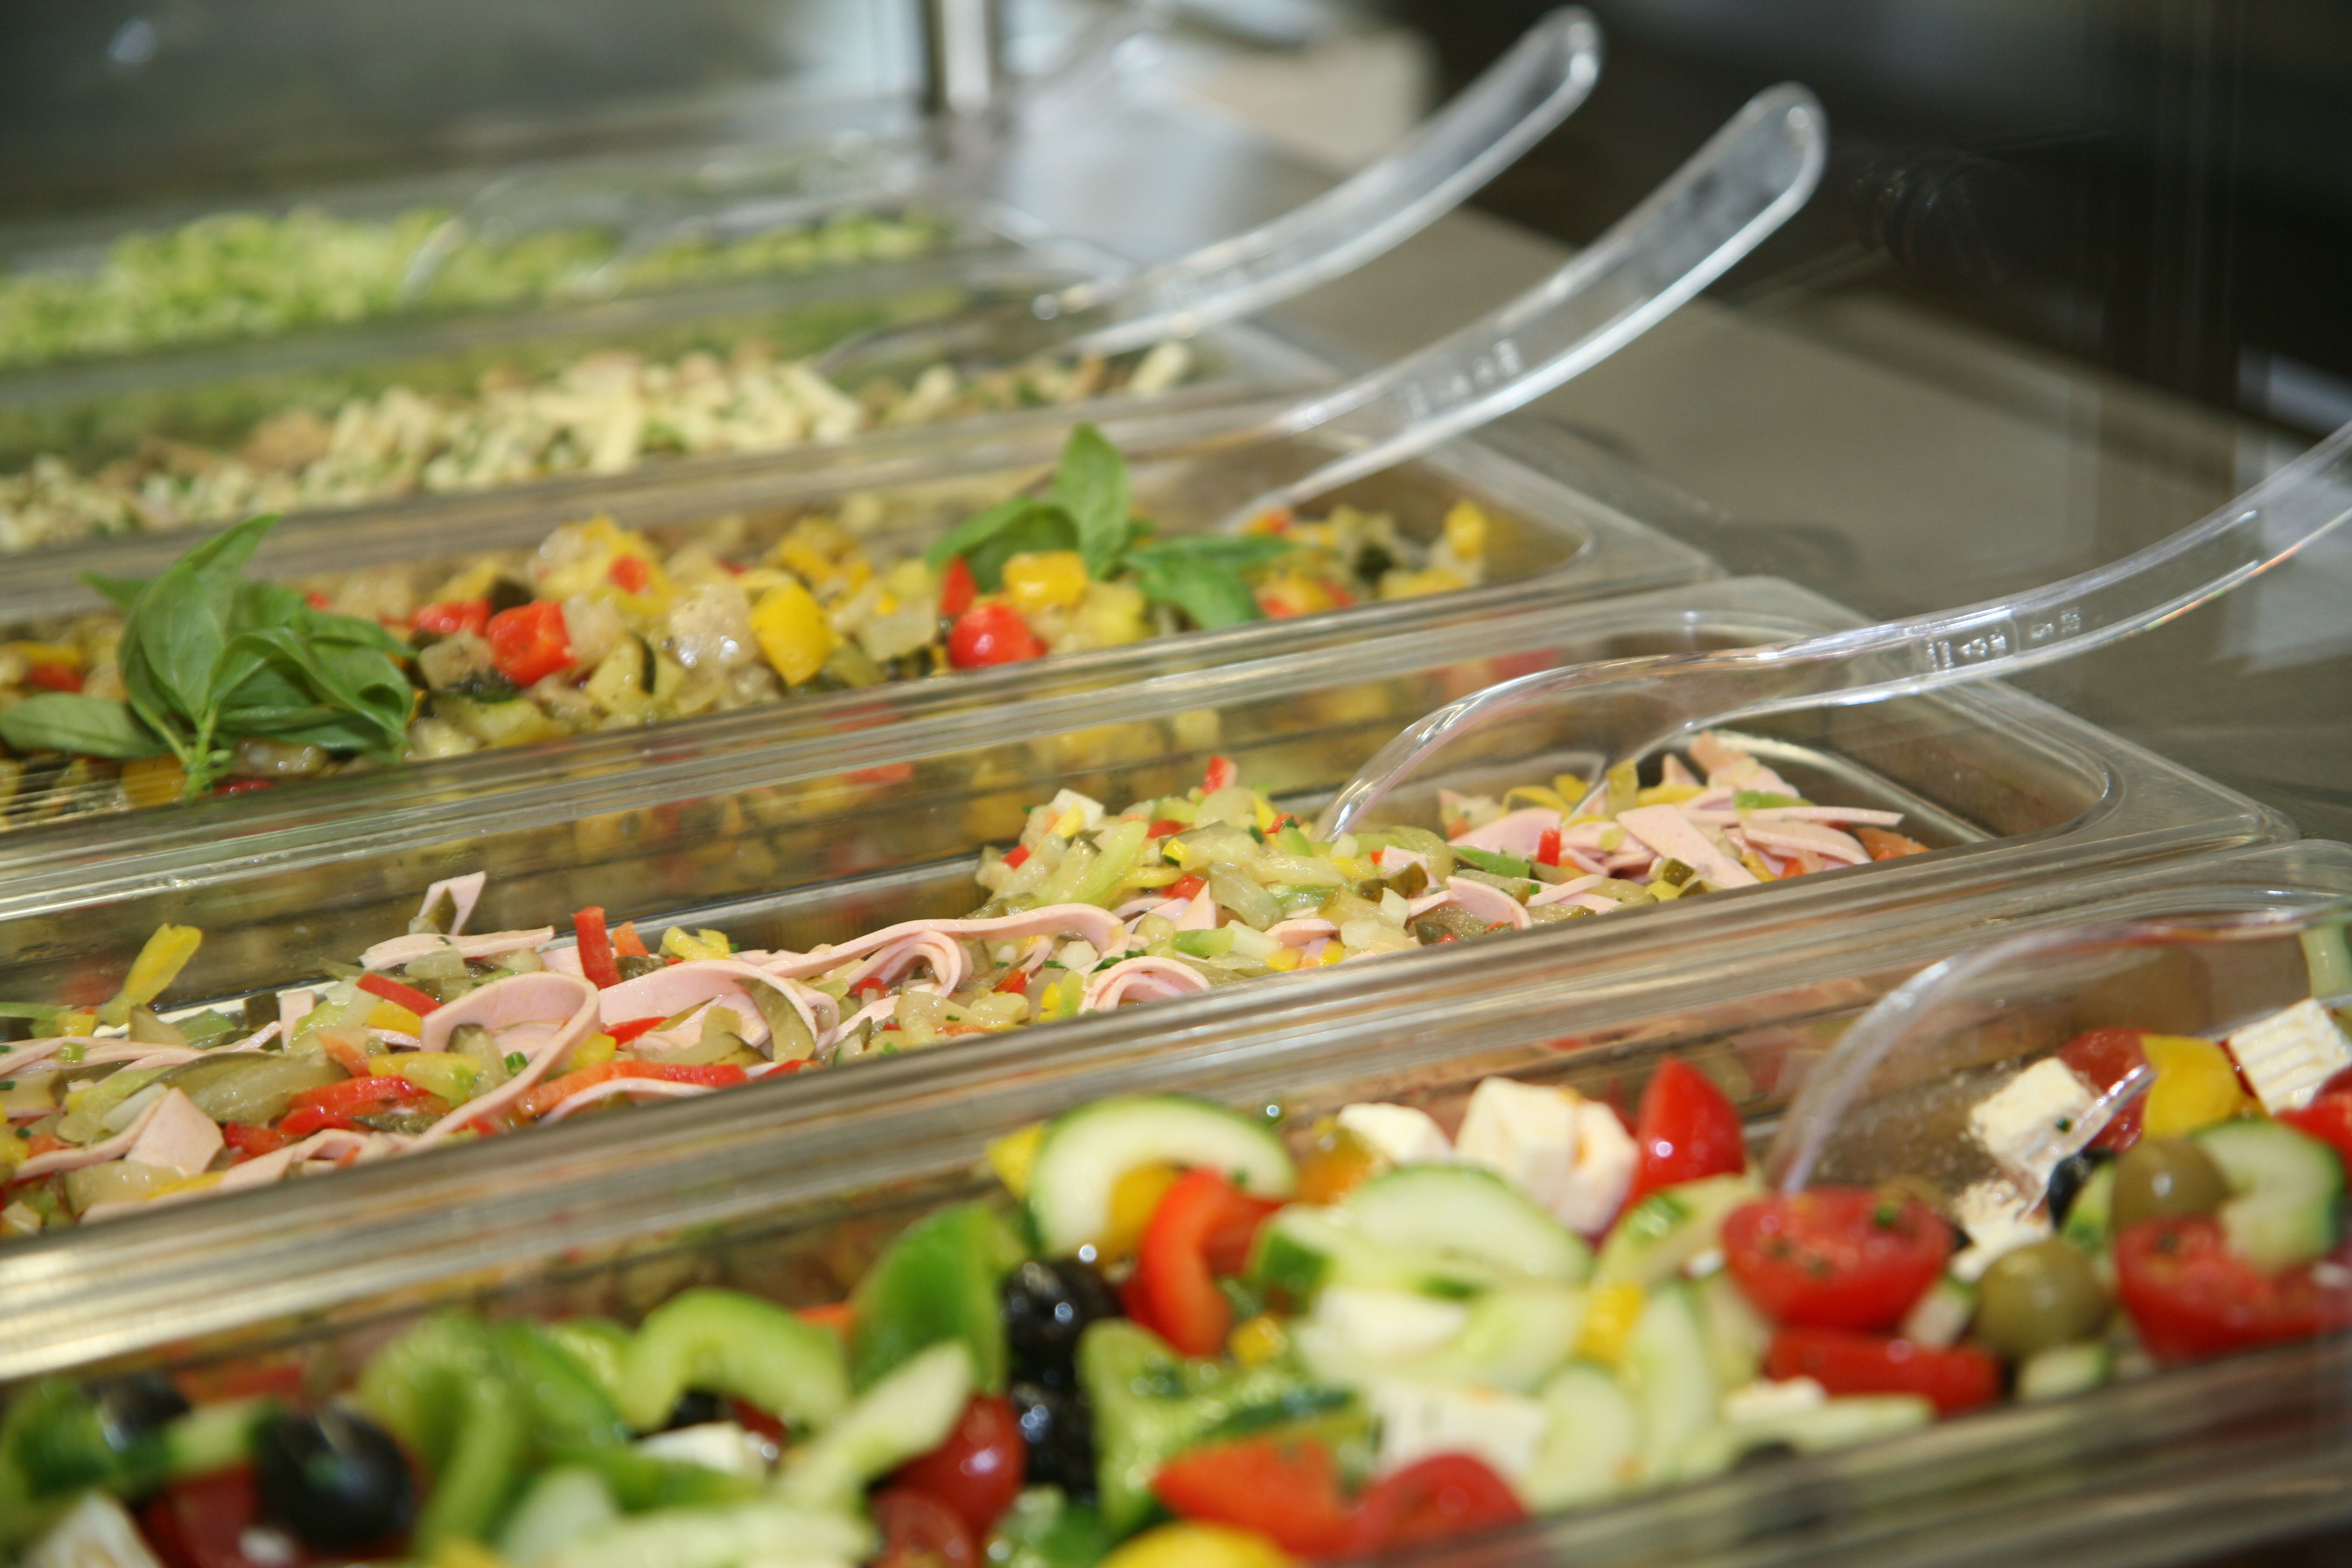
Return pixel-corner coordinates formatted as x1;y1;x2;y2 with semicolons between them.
1;12;2348;1567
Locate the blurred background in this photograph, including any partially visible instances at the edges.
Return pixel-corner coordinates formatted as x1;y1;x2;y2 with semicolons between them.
3;0;2345;834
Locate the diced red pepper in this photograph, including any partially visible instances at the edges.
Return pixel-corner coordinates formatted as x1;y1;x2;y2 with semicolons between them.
939;556;978;620
279;1074;439;1139
304;590;332;611
26;663;81;694
946;602;1043;668
608;555;652;594
356;971;439;1017
1535;827;1563;867
1130;1167;1284;1356
411;598;491;639
485;599;573;687
1002;844;1032;870
221;1123;291;1161
517;1060;749;1121
993;969;1032;995
1147;820;1189;839
611;921;649;958
1167;874;1207;902
1203;756;1239;793
574;906;622;989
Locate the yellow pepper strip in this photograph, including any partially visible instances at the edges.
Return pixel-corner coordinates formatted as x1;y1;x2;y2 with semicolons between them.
566;1033;620;1073
1502;786;1570;813
376;1053;479;1104
1636;783;1705;807
987;1124;1046;1199
2140;1035;2251;1137
1228;1314;1290;1368
1442;498;1490;560
366;1000;425;1036
660;927;733;962
8;642;83;669
1577;1282;1646;1366
1102;1524;1293;1568
1003;550;1090;615
1263;947;1304;973
750;579;838;685
1101;1164;1181;1259
96;924;204;1027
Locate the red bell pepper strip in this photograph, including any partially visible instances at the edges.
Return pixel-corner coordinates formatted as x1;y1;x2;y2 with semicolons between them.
946;602;1044;668
26;663;81;694
1765;1328;2001;1413
574;906;622;989
1153;1437;1354;1558
1166;874;1207;902
993;970;1032;995
1130;1167;1284;1356
411;599;491;639
517;1060;748;1121
1535;827;1563;867
222;1123;290;1161
611;921;649;958
1202;755;1239;793
356;971;440;1017
1347;1453;1527;1553
1147;819;1189;839
605;1017;668;1046
486;599;573;686
279;1075;439;1139
939;556;978;620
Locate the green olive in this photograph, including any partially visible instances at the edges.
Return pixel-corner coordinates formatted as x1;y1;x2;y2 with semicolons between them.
2111;1138;2230;1233
1975;1238;2108;1359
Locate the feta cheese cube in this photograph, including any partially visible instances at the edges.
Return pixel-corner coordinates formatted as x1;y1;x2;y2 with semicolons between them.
1337;1102;1454;1168
1045;789;1107;834
634;1421;775;1477
1722;1377;1826;1425
2228;998;2352;1114
1949;1177;2052;1283
1969;1059;2102;1188
1455;1079;1634;1233
1371;1379;1549;1482
25;1491;166;1568
1315;1285;1474;1361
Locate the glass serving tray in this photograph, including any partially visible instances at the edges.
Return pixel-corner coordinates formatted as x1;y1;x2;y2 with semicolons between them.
0;414;1712;863
3;837;2344;1568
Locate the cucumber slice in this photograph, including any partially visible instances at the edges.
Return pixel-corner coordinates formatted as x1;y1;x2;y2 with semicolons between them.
1249;1206;1505;1303
1027;1097;1295;1255
1594;1177;1760;1289
1296;1284;1585;1395
541;1499;871;1568
618;1289;850;1433
497;1467;620;1566
2195;1118;2348;1271
777;1341;975;1510
1623;1284;1716;1479
1695;1270;1772;1389
1523;1362;1640;1510
1344;1166;1592;1283
2060;1161;2116;1255
2017;1341;2113;1402
1674;1395;1933;1482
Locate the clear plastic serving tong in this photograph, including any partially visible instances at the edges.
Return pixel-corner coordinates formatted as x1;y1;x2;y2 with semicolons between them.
811;8;1604;382
1316;417;2352;839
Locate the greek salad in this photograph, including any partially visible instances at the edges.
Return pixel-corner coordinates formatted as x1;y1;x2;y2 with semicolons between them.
0;205;947;373
0;744;1930;1238
11;992;2352;1567
0;429;1478;811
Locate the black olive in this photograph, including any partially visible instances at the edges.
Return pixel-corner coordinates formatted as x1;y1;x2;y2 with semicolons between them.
664;1389;728;1430
1008;1380;1095;1500
2045;1149;2111;1227
1000;1259;1120;1387
92;1373;190;1453
1354;543;1396;581
485;578;535;615
253;1408;415;1549
1733;1438;1801;1471
0;1014;30;1044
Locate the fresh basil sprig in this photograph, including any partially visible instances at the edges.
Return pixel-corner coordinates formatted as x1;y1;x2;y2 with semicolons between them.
925;424;1284;628
0;514;415;800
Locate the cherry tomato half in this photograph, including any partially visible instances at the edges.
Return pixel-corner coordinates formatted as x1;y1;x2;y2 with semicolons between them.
1723;1189;1952;1331
2058;1028;2149;1152
872;1486;978;1568
140;1467;299;1568
1620;1058;1748;1215
2278;1093;2352;1176
945;602;1043;669
889;1395;1026;1537
1152;1437;1354;1559
1765;1328;2001;1415
2115;1216;2352;1363
1347;1453;1528;1553
1131;1167;1285;1356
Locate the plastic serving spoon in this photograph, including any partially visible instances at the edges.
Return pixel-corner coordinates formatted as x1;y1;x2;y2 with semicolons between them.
810;8;1604;383
1315;416;2352;839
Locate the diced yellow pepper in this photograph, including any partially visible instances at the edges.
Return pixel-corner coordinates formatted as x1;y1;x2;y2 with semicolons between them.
9;641;83;669
1003;550;1090;616
97;923;204;1026
988;1124;1047;1199
0;1132;26;1174
1101;1524;1293;1568
121;755;187;809
377;1052;479;1105
1102;1163;1181;1259
1376;566;1469;601
1318;943;1347;965
366;1000;425;1036
1051;808;1087;838
1577;1282;1646;1367
1263;947;1303;973
2140;1034;2250;1137
566;1033;620;1073
750;579;839;686
1228;1313;1290;1368
56;1011;95;1039
1252;797;1278;833
1443;499;1490;561
661;927;733;962
1075;580;1150;647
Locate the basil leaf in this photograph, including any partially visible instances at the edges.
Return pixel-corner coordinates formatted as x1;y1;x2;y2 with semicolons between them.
925;499;1081;591
0;694;170;759
296;608;411;660
1132;557;1264;630
130;513;281;724
80;572;149;613
1123;535;1293;571
1050;424;1132;579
